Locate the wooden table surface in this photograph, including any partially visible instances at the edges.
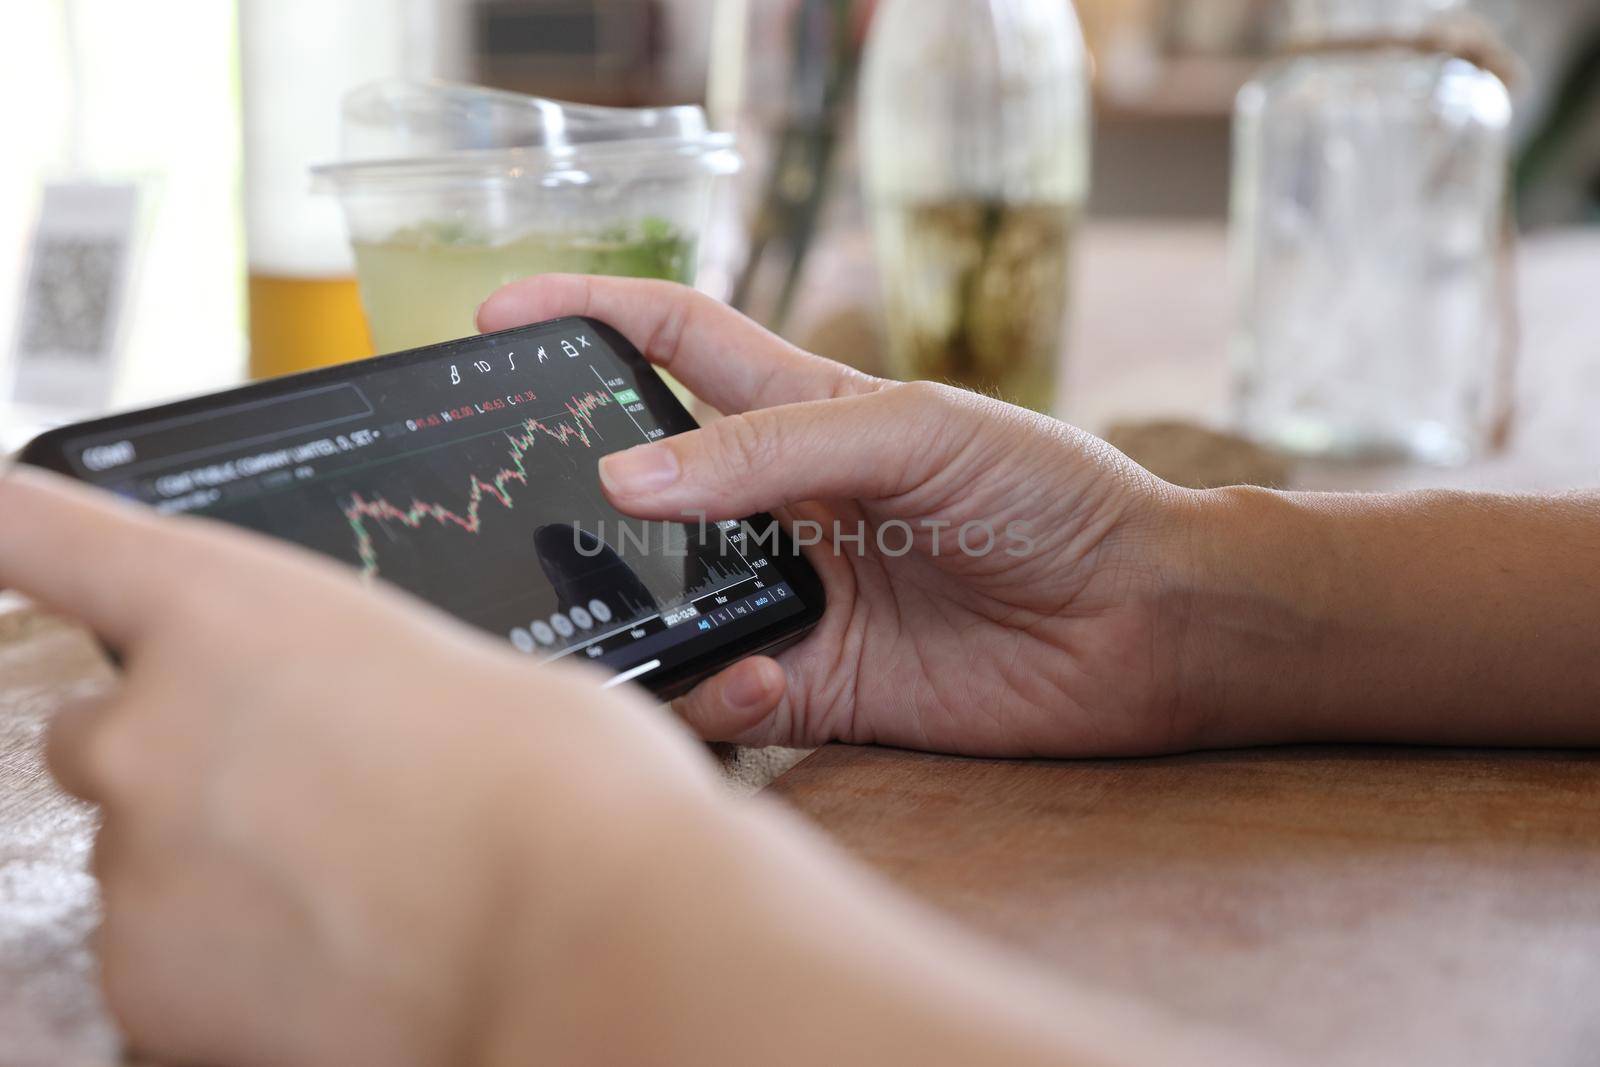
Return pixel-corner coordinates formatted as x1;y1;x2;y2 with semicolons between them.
770;745;1600;1067
4;224;1599;1066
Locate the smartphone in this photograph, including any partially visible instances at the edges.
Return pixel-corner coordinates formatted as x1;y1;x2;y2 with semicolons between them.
20;318;826;699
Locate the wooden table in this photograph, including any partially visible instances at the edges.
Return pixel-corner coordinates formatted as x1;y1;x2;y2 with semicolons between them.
770;745;1600;1067
4;224;1600;1066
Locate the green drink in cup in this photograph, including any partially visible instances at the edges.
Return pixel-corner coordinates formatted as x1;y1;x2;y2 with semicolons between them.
317;81;738;354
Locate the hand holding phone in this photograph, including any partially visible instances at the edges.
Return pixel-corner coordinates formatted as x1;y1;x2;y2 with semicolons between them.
477;276;1197;759
21;317;824;698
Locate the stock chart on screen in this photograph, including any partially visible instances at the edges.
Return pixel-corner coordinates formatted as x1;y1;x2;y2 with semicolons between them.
55;322;806;678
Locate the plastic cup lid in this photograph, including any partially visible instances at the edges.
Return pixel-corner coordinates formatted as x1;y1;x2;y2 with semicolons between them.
314;80;739;190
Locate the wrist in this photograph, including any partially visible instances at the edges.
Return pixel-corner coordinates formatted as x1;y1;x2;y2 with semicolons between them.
402;666;731;1067
474;767;738;1067
1162;485;1333;748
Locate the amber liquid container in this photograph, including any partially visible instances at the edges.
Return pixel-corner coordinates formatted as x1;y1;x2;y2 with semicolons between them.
240;0;427;379
246;274;373;380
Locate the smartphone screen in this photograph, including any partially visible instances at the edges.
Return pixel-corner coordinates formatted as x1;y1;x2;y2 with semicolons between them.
21;318;824;697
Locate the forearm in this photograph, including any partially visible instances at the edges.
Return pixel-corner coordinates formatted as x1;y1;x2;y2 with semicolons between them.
484;795;1252;1067
1178;486;1600;747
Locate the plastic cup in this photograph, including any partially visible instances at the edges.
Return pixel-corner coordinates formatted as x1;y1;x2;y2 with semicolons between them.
315;81;739;354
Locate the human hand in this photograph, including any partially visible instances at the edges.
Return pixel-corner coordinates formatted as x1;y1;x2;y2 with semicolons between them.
1;467;719;1066
5;467;1262;1067
480;277;1203;758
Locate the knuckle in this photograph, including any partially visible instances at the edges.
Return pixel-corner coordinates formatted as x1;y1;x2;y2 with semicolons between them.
643;283;704;366
868;381;981;491
888;379;997;440
710;412;779;483
892;378;963;411
827;366;888;401
77;718;148;807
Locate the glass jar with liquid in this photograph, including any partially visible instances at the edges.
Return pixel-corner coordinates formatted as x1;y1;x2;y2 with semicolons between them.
316;81;738;357
1230;0;1516;463
860;0;1091;414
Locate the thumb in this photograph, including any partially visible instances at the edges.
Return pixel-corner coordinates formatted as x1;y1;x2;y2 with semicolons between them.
671;656;796;745
598;380;979;520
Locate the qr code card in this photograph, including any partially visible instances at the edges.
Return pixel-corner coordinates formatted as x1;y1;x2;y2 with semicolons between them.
8;181;140;412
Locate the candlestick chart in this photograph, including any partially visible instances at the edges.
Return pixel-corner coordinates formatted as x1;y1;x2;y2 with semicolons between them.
308;383;757;650
343;389;613;578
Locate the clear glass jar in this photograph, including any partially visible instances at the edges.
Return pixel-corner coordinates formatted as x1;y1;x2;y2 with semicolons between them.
860;0;1090;415
1231;0;1515;464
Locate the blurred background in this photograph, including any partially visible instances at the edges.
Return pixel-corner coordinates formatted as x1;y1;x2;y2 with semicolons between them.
2;0;1597;485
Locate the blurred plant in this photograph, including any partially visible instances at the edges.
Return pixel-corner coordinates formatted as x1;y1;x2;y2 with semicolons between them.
1517;23;1600;226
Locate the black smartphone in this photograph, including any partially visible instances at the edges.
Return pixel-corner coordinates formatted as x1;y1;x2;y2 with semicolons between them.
19;318;825;699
